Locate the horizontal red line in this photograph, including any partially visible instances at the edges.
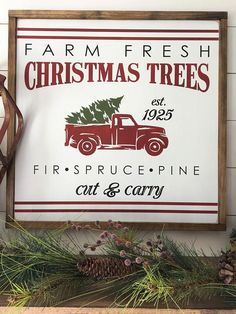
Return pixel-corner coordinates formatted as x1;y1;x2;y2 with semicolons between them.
16;35;219;41
15;209;218;214
17;27;219;33
15;201;218;206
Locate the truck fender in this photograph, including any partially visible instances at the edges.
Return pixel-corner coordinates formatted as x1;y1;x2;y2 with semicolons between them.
77;133;101;147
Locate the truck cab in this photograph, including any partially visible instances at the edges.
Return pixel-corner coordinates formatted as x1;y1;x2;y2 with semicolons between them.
111;114;138;147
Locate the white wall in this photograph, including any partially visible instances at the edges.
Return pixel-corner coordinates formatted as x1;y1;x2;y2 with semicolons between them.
0;0;236;254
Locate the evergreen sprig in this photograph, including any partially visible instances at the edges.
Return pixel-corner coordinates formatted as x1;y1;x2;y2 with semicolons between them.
0;220;236;308
65;96;124;124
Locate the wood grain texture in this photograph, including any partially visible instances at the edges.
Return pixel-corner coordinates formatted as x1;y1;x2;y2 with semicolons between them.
6;16;17;224
0;308;236;314
5;220;226;230
8;10;228;20
218;18;228;225
0;290;235;310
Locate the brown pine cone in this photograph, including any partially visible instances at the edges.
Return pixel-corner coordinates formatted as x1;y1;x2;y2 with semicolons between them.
77;257;138;280
218;250;236;284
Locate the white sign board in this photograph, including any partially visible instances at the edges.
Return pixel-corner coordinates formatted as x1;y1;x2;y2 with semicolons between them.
7;11;227;229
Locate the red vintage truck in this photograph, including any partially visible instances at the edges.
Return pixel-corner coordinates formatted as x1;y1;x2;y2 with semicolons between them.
65;114;168;156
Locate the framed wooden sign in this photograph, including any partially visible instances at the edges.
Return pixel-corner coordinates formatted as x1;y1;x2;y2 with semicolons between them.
7;11;227;230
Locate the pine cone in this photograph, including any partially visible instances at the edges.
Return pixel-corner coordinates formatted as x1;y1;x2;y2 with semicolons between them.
77;257;138;280
218;249;236;284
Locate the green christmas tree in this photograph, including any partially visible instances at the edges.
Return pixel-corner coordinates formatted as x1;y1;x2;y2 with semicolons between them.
65;96;124;125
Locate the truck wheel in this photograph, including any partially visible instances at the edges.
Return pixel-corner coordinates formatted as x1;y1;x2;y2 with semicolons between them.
145;139;163;156
78;138;97;155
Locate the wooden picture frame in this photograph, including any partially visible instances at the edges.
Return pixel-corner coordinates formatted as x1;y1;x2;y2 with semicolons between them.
7;10;227;230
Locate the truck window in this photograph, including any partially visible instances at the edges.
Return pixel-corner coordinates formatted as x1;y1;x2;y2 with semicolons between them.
120;117;135;126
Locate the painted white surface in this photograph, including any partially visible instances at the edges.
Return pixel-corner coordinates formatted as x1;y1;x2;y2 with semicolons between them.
0;0;235;252
14;19;219;223
228;27;236;72
227;168;236;215
227;121;236;167
0;72;7;119
228;74;236;120
0;25;8;71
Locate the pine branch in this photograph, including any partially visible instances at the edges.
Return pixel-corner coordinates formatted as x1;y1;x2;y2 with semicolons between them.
1;220;236;308
162;236;214;274
0;229;81;293
65;112;80;124
65;96;124;124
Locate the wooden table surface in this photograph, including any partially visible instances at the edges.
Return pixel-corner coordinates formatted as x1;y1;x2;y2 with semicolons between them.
0;308;236;314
